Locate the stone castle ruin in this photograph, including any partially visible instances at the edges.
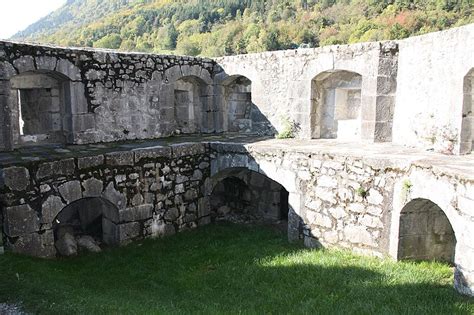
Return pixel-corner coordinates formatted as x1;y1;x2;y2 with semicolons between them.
0;24;473;296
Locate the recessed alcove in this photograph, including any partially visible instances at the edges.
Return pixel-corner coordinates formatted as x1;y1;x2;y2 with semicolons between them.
10;71;71;146
311;70;362;140
398;198;456;264
173;76;208;134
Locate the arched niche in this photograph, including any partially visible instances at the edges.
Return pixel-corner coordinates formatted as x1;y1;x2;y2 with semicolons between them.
398;198;456;264
173;75;209;134
311;70;362;140
224;76;253;132
460;68;474;154
209;167;289;224
9;71;71;146
52;197;120;256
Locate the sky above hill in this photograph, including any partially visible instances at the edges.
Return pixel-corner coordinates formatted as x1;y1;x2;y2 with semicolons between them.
0;0;65;39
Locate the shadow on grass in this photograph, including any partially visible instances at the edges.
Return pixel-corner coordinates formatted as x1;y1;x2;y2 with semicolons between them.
0;223;472;314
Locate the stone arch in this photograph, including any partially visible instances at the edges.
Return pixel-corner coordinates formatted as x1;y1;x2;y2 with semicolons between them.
397;198;456;264
52;197;120;256
222;75;253;132
209;167;289;223
460;68;474;154
311;70;363;140
173;75;211;134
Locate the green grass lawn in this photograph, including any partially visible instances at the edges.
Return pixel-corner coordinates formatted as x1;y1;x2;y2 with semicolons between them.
0;223;472;314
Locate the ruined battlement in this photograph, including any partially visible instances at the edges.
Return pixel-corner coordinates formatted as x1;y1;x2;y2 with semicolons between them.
0;24;473;296
1;24;473;153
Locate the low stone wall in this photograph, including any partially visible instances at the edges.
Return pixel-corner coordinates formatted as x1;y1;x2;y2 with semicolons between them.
209;141;474;295
0;143;211;257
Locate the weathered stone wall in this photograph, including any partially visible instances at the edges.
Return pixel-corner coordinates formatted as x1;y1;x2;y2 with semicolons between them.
209;141;474;295
392;24;474;154
209;167;288;223
0;143;211;257
0;42;216;150
215;41;397;142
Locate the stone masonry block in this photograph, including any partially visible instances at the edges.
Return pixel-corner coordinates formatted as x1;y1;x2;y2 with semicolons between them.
105;151;134;166
4;204;40;237
0;166;30;191
36;159;75;180
133;146;172;163
77;155;104;170
119;204;153;223
10;230;55;258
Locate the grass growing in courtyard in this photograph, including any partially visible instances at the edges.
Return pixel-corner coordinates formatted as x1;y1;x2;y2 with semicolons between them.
0;223;472;314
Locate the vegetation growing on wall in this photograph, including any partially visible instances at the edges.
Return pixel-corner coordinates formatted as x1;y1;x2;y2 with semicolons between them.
13;0;473;57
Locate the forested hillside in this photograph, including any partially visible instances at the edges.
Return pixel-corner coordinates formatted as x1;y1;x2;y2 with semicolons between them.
13;0;473;57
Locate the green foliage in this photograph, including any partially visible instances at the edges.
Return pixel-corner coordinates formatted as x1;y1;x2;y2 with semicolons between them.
93;33;122;49
401;179;413;200
12;0;474;57
0;224;471;314
356;186;368;198
276;116;297;139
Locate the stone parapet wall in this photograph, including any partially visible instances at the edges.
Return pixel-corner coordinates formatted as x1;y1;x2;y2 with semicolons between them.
0;41;216;150
210;141;474;295
0;143;211;257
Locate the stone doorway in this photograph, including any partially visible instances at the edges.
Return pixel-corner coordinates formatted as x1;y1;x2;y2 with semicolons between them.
398;198;456;264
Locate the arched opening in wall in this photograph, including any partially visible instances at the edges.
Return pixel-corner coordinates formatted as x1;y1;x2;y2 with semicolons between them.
398;198;456;264
223;75;272;135
460;68;474;154
10;71;71;146
224;76;253;133
210;168;289;226
173;76;208;134
311;70;362;140
52;197;119;256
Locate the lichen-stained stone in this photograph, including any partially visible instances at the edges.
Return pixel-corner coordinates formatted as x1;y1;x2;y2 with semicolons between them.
41;195;65;225
36;159;75;180
119;204;153;223
35;56;57;71
102;182;127;211
77;155;104;170
58;180;82;204
0;61;16;79
56;59;81;81
164;207;179;222
4;204;40;237
105;151;134;166
0;166;30;191
10;230;55;258
133;146;172;163
171;143;206;158
118;222;140;242
13;56;35;73
82;177;104;197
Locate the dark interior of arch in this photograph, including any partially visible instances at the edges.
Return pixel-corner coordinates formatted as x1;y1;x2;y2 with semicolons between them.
398;198;456;264
210;169;289;224
52;197;119;256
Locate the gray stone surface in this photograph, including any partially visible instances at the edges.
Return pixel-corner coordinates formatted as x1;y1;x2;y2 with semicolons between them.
55;232;78;256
